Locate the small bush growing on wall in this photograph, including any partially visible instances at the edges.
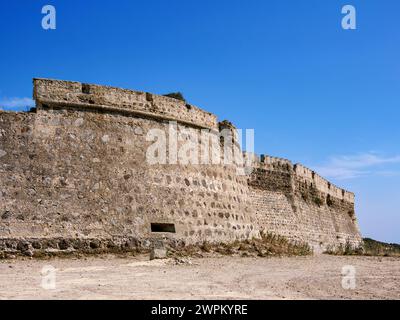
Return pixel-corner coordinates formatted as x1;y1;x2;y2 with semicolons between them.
163;92;186;102
313;196;324;207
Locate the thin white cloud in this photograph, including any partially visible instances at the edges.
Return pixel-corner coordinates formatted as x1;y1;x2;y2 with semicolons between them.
313;153;400;180
0;97;34;110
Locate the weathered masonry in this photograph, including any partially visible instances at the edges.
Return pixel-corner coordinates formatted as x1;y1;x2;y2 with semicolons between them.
247;156;362;253
0;79;362;256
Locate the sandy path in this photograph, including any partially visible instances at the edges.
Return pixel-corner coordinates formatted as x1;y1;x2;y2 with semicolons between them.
0;254;399;299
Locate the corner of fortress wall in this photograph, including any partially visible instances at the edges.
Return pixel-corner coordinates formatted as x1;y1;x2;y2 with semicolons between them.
0;78;363;256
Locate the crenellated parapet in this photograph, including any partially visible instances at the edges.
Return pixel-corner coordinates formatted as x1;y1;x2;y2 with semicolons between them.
33;78;218;129
244;153;293;172
245;152;354;203
293;164;354;203
247;153;361;251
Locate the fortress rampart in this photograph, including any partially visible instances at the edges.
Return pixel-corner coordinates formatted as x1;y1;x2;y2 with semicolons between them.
247;155;361;252
249;154;355;203
0;79;362;256
293;163;354;203
34;78;218;129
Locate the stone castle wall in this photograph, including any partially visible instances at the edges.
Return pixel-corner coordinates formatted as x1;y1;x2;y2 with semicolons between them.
0;79;258;255
34;78;218;129
248;155;362;253
0;79;362;256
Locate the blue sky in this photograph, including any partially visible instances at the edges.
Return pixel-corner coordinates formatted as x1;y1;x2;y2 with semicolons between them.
0;0;399;243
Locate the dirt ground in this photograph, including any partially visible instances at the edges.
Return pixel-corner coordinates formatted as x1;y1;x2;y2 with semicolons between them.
0;254;399;300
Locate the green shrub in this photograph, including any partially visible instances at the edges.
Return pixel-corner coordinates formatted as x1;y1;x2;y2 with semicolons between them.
363;238;400;256
325;238;400;256
313;197;323;206
163;92;186;102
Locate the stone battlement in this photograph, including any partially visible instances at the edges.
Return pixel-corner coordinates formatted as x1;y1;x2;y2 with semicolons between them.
33;78;218;129
245;152;354;203
294;164;354;203
244;153;292;170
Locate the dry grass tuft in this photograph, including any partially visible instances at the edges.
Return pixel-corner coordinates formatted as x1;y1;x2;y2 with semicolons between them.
168;232;312;258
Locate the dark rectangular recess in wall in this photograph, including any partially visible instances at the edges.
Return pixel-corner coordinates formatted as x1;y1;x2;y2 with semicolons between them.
151;223;176;233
